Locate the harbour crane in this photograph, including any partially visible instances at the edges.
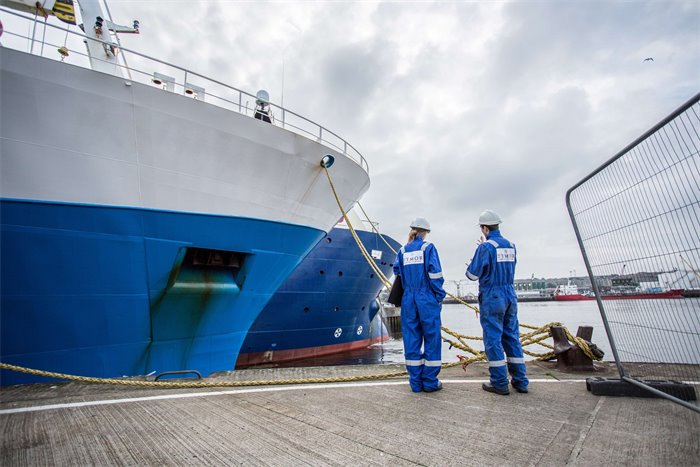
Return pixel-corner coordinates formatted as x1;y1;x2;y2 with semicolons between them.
666;269;699;289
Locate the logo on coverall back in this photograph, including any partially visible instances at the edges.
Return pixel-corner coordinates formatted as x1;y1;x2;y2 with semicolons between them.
496;248;516;262
403;250;424;265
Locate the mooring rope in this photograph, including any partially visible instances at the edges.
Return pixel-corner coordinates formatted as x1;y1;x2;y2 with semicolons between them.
0;320;596;388
321;166;601;364
0;164;601;388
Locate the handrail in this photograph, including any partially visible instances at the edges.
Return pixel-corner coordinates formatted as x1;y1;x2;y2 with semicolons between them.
0;7;369;174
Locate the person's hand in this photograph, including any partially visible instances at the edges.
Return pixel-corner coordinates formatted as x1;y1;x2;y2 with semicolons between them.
476;235;485;245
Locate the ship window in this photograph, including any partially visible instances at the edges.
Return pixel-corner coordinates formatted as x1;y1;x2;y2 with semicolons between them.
320;270;325;275
303;307;310;313
369;273;374;278
361;306;366;311
326;237;332;243
334;306;340;312
338;271;343;277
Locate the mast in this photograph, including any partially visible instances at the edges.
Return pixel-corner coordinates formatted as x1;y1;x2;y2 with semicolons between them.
77;0;138;77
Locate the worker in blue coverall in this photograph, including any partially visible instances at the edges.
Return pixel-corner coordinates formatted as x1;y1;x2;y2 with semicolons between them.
466;210;529;395
393;217;447;393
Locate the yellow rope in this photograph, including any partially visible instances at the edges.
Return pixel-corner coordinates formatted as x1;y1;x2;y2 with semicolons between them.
0;167;602;388
322;166;393;289
0;362;407;388
321;165;601;363
0;319;599;388
357;201;398;255
326;168;480;316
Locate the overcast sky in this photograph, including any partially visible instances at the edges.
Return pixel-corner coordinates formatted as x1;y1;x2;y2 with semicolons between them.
98;1;700;287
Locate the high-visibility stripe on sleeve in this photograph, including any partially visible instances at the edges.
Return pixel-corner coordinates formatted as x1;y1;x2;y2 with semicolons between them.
424;360;442;367
428;272;443;279
421;241;432;251
486;239;499;248
488;359;507;367
466;271;479;280
405;359;424;366
399;247;405;254
507;357;525;364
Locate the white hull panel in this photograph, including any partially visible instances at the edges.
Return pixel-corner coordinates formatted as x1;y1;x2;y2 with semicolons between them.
1;48;370;231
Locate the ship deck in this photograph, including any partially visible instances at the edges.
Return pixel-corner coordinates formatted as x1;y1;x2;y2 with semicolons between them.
1;362;698;465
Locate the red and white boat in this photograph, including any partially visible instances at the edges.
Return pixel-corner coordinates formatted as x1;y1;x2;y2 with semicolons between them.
553;281;684;301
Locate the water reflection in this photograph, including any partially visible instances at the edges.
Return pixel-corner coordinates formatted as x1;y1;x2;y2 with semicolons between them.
268;298;700;368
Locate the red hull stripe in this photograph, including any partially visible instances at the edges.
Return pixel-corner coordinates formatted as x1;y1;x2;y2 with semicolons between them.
553;290;684;301
236;336;388;367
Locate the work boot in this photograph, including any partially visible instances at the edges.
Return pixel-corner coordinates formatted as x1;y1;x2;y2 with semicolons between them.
482;382;510;395
512;384;528;394
423;382;443;393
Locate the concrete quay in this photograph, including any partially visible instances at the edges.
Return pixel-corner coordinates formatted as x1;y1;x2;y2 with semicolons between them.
1;361;698;466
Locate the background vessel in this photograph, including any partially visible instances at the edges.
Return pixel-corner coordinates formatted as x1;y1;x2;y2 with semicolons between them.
237;211;401;367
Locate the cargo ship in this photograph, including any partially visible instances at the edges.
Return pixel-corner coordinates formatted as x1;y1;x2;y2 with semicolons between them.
552;281;684;301
0;1;370;384
236;211;401;367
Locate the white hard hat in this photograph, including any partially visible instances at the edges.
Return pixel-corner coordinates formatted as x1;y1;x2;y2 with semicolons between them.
410;217;431;231
478;210;502;226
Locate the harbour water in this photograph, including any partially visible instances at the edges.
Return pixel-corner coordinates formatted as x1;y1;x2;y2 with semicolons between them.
271;298;700;367
376;301;615;365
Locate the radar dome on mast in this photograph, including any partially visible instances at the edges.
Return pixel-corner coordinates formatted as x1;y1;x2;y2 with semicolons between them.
254;90;272;123
255;90;270;105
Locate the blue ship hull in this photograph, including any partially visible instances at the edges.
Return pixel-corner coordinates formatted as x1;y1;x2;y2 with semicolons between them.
236;227;401;366
0;199;324;385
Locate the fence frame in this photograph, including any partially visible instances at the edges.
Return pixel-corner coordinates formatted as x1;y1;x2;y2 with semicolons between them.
566;93;700;413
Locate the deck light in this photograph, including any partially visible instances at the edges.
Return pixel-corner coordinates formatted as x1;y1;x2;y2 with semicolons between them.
94;16;103;35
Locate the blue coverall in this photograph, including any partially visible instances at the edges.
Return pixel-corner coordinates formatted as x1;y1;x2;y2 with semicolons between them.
466;230;528;391
393;238;446;392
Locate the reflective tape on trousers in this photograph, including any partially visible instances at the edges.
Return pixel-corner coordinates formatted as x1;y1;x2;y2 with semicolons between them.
405;359;424;366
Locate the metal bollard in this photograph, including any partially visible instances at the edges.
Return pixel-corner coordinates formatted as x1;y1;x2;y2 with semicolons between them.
550;325;596;371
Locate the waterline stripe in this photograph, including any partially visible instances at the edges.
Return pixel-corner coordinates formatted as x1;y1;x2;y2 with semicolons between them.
0;379;592;415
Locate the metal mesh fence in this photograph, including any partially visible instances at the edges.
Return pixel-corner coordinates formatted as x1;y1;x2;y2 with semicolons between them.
566;94;700;396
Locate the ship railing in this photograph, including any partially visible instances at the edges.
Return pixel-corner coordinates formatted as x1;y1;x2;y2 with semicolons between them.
0;8;369;174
